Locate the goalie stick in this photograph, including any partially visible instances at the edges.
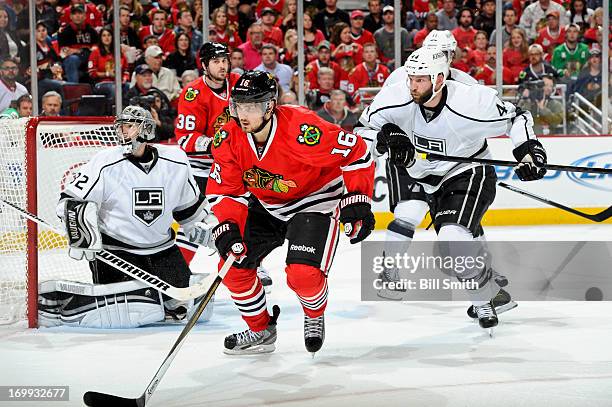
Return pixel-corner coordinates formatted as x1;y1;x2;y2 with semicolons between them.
0;198;213;301
83;254;237;407
497;182;612;222
418;152;612;175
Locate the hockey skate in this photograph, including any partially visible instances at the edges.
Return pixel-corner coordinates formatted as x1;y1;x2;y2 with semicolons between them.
467;288;517;319
224;305;280;355
376;267;405;301
304;314;325;356
257;265;273;293
474;302;498;336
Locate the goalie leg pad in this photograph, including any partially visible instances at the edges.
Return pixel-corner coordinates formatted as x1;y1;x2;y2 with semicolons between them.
38;280;164;328
64;199;102;261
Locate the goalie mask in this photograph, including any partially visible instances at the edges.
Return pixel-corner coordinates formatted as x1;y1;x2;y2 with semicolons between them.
115;105;156;156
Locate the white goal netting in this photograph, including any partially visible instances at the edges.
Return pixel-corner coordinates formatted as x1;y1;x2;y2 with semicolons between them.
0;117;117;326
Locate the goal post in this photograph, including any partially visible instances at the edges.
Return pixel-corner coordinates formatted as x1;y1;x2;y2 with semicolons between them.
0;116;117;327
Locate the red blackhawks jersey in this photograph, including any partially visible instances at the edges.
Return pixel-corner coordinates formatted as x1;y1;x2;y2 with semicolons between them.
174;72;240;177
348;62;390;100
206;105;374;228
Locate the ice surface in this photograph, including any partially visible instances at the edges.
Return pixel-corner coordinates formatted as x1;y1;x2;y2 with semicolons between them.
1;225;612;407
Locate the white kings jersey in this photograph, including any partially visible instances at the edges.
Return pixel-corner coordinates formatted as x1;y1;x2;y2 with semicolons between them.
355;80;536;194
57;145;206;255
383;66;477;88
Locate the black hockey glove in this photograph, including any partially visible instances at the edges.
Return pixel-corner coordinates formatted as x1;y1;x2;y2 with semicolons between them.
212;221;247;262
376;123;416;167
339;193;376;244
512;139;547;181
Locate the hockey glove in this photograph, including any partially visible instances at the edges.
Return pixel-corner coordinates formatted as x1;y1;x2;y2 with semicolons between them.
377;123;416;167
339;193;376;244
194;135;213;154
512;139;547;181
212;221;247;262
63;200;102;261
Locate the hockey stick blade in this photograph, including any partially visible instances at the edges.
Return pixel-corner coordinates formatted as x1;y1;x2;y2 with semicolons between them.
0;198;210;300
83;255;235;407
498;182;612;222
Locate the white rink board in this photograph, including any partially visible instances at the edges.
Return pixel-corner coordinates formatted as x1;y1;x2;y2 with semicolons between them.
372;135;612;212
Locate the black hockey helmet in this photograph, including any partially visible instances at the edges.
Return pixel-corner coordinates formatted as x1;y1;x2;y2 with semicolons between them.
230;70;278;104
199;42;229;67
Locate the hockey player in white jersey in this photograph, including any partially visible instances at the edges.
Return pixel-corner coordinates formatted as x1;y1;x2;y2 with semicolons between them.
358;47;547;330
359;30;514;317
43;106;212;328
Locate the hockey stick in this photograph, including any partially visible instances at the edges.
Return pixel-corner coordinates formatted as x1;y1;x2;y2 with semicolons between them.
83;254;236;407
498;182;612;222
0;198;212;301
418;152;612;174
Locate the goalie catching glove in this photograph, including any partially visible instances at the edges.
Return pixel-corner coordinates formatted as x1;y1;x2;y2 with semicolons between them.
376;123;416;168
512;139;547;181
212;221;247;262
339;193;375;244
63;200;102;261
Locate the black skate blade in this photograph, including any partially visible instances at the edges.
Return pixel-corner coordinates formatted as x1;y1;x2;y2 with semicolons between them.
83;391;144;407
269;305;281;325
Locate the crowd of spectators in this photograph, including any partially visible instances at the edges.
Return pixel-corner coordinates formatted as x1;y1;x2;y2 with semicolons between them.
0;0;608;134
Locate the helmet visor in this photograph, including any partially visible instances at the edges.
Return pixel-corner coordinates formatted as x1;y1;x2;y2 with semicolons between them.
229;99;269;118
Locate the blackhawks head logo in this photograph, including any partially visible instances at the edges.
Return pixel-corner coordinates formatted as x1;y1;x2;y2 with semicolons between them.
213;129;228;147
243;166;297;193
184;87;199;101
213;107;231;134
297;124;322;146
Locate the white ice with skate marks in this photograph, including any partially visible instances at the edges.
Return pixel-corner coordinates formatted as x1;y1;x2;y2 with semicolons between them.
1;225;612;407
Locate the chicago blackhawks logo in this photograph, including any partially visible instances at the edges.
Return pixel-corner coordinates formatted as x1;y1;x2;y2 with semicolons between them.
213;107;231;134
297;124;322;146
184;87;199;102
243;167;297;193
213;129;228;148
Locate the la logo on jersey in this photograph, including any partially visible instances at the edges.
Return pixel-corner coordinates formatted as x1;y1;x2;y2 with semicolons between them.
132;188;164;226
413;132;446;154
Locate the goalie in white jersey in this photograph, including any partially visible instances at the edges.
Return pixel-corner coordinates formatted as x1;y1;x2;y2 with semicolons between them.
44;106;211;328
357;46;547;330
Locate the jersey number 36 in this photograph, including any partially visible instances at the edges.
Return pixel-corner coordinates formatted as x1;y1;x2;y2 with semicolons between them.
176;114;196;131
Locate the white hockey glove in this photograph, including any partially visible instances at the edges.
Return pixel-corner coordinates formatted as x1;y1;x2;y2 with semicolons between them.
63;199;102;261
183;206;219;249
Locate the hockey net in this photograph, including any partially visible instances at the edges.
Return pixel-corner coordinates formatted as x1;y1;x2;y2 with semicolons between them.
0;117;118;327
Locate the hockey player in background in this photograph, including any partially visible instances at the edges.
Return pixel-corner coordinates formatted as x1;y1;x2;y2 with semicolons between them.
358;29;515;319
358;47;546;330
173;42;274;289
207;71;375;355
48;106;211;328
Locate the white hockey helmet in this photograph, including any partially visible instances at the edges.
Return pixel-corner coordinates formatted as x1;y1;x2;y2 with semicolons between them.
404;47;449;103
115;105;156;156
423;30;457;63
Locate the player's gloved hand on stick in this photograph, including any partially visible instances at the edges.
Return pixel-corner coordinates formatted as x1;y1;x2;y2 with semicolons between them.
194;135;213;154
339;193;375;244
212;221;247;262
376;123;416;167
512;139;547;181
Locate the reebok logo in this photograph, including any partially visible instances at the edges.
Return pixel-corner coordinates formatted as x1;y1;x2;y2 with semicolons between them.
438;209;457;216
290;244;316;254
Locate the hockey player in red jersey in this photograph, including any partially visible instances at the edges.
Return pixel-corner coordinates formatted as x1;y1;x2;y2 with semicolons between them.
173;42;240;264
207;71;375;356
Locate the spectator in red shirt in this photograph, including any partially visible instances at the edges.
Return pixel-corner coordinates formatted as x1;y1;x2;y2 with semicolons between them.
306;40;348;91
414;12;439;48
583;6;603;43
535;10;566;60
503;27;529;84
60;0;103;31
138;9;176;56
279;28;298;67
260;7;284;47
331;22;363;74
255;0;285;19
473;44;514;85
349;10;374;47
451;7;477;50
276;0;297;32
211;7;242;49
151;0;179;28
238;22;265;69
303;11;326;50
348;42;389;102
467;30;489;70
412;0;431;20
88;27;129;102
